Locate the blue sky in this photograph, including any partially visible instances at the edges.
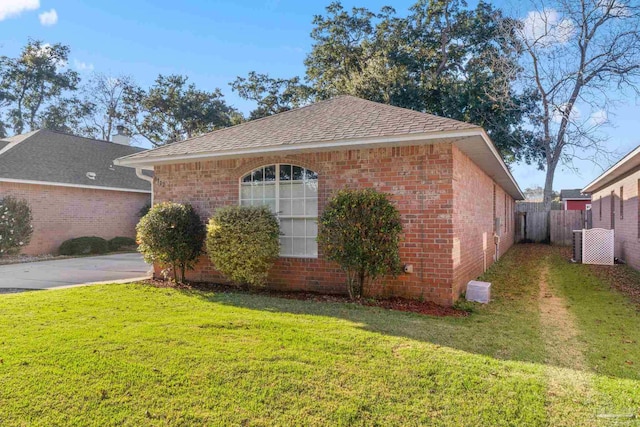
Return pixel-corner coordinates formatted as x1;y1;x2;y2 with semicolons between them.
1;0;639;192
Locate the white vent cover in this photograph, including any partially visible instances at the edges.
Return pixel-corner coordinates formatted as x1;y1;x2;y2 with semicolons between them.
466;280;491;304
582;228;614;265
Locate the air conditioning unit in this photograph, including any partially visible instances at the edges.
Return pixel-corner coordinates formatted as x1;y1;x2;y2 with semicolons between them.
572;230;582;263
572;228;614;265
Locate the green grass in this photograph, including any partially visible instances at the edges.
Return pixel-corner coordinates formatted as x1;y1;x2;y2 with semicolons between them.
0;245;639;425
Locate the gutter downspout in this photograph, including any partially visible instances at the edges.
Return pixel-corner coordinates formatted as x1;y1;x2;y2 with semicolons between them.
136;168;154;205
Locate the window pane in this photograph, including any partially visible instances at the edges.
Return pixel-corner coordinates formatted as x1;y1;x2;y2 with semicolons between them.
292;199;305;215
292;166;304;181
280;164;292;181
279;218;293;236
280;182;292;198
240;184;252;200
291;182;304;198
292;238;306;256
306;238;318;257
280;200;292;215
252;185;264;201
251;168;264;182
280;237;293;255
306;198;318;216
264;183;276;198
306;220;317;237
265;199;276;213
305;181;318;197
264;165;276;181
240;199;251;206
242;174;252;183
292;219;305;236
304;169;318;180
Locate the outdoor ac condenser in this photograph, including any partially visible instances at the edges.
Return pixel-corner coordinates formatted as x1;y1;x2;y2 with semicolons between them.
572;230;583;263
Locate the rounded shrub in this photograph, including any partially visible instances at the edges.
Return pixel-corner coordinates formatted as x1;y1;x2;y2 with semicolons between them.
206;206;280;287
136;202;205;283
0;196;33;256
59;236;109;256
318;188;403;299
108;236;137;252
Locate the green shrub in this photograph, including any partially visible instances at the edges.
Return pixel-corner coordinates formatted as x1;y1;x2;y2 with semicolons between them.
138;202;151;218
318;188;403;299
108;236;137;252
136;202;205;283
206;206;280;287
0;196;33;256
59;236;109;256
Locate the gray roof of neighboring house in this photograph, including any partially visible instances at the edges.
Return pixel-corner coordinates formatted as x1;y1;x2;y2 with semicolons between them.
0;129;151;192
560;189;591;200
118;95;480;163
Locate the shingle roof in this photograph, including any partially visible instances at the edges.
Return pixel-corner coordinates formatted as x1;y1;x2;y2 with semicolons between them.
560;189;590;200
119;95;480;162
0;129;151;192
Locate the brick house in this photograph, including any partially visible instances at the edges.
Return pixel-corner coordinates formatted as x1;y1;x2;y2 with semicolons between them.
0;129;151;255
117;96;524;305
583;144;640;270
560;189;591;210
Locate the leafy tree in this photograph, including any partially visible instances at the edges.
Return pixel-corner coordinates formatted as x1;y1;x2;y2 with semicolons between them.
318;189;403;299
0;196;33;256
0;40;79;134
136;202;206;283
38;96;94;134
234;1;534;161
206;206;280;287
121;74;237;146
230;72;312;120
509;0;640;211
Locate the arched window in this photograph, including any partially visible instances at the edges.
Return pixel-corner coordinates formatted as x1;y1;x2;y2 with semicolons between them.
240;164;318;257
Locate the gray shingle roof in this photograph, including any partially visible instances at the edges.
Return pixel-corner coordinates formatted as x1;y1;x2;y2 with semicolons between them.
119;95;480;162
560;189;590;200
0;129;151;192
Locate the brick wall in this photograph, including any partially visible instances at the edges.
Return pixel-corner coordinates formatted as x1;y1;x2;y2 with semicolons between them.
452;145;515;298
153;143;516;305
0;181;150;255
591;168;640;270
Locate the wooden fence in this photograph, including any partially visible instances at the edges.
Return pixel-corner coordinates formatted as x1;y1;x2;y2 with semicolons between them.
515;209;589;245
550;210;587;246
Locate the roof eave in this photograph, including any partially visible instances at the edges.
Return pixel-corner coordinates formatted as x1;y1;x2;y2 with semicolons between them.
583;145;640;193
115;128;525;200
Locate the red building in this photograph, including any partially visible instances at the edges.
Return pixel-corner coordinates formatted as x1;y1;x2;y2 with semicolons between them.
560;189;591;210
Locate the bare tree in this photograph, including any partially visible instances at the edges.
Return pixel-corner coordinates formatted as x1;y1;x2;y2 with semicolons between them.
80;73;133;141
513;0;640;210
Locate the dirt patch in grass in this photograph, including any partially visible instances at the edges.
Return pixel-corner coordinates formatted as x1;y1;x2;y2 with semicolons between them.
142;279;468;317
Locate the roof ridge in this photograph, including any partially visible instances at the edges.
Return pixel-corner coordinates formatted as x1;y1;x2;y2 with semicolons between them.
39;128;144;151
0;129;41;157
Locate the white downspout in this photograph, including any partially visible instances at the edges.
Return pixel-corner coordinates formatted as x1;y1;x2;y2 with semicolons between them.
136;168;154;205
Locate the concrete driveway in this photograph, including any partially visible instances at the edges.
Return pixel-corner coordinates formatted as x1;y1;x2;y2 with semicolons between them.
0;253;150;291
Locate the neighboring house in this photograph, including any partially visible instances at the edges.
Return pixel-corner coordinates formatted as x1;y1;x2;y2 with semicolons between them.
116;96;524;306
0;129;151;255
583;145;640;270
560;188;591;210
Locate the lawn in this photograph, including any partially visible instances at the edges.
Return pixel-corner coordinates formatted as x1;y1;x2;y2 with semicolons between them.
1;245;639;426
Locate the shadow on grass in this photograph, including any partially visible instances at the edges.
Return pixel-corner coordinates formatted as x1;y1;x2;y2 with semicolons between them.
168;245;556;371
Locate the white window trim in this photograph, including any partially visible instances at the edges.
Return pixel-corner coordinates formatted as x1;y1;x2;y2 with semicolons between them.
239;164;318;259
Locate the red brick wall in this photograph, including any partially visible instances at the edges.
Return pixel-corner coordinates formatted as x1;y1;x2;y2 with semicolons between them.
451;145;515;298
153;143;517;306
591;168;640;270
0;182;150;255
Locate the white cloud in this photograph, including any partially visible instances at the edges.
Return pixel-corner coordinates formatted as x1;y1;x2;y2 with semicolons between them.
589;109;608;126
38;8;57;26
521;9;574;47
73;59;94;72
0;0;39;21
